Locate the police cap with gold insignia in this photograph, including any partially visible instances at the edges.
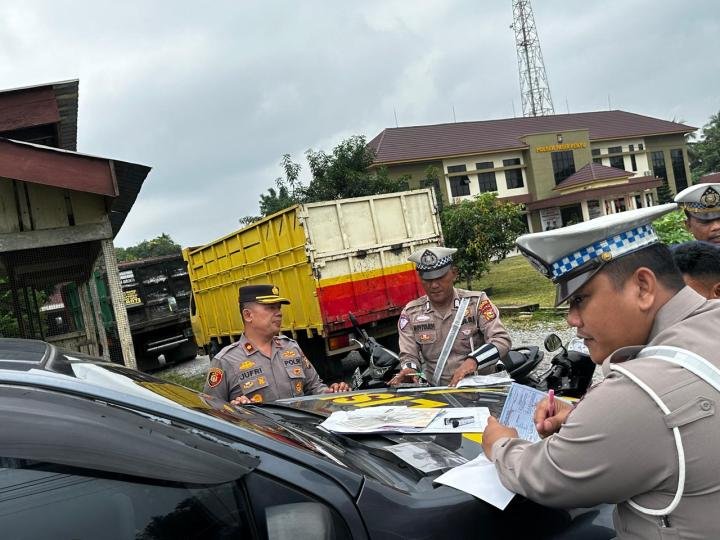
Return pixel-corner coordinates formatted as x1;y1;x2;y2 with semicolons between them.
408;247;457;279
674;183;720;221
239;284;290;305
516;204;677;306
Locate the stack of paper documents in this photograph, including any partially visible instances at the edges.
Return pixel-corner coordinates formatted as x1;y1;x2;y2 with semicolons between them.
456;373;514;388
320;406;441;433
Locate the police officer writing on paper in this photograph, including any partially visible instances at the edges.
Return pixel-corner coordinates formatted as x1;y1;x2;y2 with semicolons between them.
481;204;720;539
203;285;349;405
674;182;720;244
391;247;511;387
671;240;720;299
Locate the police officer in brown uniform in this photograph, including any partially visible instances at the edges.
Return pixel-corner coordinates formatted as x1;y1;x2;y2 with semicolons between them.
674;182;720;245
203;285;349;405
391;247;511;387
482;204;720;539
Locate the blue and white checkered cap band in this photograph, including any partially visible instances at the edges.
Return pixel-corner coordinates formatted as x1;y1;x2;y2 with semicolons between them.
417;255;453;271
551;224;658;280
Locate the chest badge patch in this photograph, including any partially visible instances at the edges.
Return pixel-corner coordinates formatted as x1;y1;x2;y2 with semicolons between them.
294;381;304;394
243;380;255;390
282;350;297;359
292;367;303;376
251;394;263;403
244;342;255;353
239;360;255;370
415;314;431;322
418;333;433;343
207;368;224;388
478;299;496;321
257;375;267;385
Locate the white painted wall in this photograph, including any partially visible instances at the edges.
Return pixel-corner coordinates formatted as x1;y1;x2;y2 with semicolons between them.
442;152;530;202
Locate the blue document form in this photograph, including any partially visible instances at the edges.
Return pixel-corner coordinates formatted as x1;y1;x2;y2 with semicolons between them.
498;383;548;443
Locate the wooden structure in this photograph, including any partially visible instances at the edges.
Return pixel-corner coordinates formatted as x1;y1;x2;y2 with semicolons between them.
0;80;151;368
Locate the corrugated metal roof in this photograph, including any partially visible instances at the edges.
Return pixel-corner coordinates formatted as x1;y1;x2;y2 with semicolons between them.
554;162;631;190
369;110;696;165
110;160;152;237
699;172;720;184
52;80;79;151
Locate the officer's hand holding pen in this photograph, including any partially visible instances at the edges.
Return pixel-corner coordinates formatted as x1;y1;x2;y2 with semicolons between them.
533;393;573;438
231;395;252;406
389;367;419;386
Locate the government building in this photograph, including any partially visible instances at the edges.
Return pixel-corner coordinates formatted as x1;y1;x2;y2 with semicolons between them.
369;111;695;231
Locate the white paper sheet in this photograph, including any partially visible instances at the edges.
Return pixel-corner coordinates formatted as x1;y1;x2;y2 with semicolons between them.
384;442;468;472
422;407;490;433
434;453;515;510
456;373;514;388
320;406;441;433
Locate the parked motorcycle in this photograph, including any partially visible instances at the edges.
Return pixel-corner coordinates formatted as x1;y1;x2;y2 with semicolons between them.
523;334;596;398
347;311;595;397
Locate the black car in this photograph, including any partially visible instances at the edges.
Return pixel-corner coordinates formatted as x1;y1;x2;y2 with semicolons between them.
0;338;615;539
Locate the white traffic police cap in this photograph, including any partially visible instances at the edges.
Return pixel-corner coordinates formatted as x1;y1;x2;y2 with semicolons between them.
516;204;677;305
408;247;457;279
674;183;720;221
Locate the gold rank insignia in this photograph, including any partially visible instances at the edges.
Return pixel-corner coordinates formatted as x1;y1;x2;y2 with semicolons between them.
244;342;255;353
292;367;303;376
258;376;267;385
251;394;263;403
207;368;224;388
294;381;303;394
239;360;255;370
272;286;280;295
419;333;432;342
243;380;255;390
282;350;297;358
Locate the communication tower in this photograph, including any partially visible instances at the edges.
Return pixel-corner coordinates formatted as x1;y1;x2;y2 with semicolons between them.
511;0;555;117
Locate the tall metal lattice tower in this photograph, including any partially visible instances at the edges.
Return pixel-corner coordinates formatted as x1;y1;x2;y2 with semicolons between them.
511;0;555;117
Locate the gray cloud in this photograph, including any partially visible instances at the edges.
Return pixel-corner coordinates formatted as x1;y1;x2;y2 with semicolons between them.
1;0;717;247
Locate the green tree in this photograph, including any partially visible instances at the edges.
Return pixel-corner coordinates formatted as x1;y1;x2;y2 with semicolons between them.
259;154;304;215
302;135;406;202
653;210;693;244
689;110;720;180
421;165;444;213
656;177;675;204
115;233;182;262
440;193;526;288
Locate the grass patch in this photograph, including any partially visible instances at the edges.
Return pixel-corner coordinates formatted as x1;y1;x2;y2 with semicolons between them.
158;372;206;392
471;255;556;308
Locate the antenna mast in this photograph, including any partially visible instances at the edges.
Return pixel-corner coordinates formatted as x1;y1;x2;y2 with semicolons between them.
511;0;554;117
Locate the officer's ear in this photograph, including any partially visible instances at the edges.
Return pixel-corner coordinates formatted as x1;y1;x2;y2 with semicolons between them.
711;280;720;300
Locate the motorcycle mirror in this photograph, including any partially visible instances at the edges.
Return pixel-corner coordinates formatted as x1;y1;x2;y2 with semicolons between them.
544;333;563;352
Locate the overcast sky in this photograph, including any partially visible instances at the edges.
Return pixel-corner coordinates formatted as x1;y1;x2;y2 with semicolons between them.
2;1;718;247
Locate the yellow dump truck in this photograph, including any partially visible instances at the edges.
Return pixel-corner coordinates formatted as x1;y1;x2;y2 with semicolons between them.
182;189;443;378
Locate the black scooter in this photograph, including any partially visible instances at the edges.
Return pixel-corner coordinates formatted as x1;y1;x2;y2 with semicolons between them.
525;333;596;398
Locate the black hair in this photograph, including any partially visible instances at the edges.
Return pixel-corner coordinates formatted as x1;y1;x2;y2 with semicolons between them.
602;243;686;292
671;241;720;279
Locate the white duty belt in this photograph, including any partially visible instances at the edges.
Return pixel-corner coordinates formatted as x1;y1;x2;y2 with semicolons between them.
610;345;720;524
431;297;470;386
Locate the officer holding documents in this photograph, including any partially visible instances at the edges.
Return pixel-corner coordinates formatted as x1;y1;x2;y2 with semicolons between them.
203;284;349;405
481;205;720;539
392;247;511;387
674;182;720;244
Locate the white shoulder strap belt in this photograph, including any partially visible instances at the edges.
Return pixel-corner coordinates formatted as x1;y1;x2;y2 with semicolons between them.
610;345;720;519
431;297;470;386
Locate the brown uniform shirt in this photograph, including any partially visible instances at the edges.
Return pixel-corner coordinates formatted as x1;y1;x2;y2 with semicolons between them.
203;334;327;403
491;287;720;539
398;288;512;385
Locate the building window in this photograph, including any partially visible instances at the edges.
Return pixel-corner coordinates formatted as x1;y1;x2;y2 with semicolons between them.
629;144;634;151
551;151;576;185
670;149;688;191
609;155;625;170
651;151;667;180
593;157;602;164
502;158;524;189
608;146;622;154
448;165;471;197
630;154;637;171
476;162;497;192
591;148;601;156
639;143;644;150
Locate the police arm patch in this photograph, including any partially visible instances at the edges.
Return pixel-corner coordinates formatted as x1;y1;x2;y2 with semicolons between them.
207;367;224;388
478;299;497;321
399;315;409;330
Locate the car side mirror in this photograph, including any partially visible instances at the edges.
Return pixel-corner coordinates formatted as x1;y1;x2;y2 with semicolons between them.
266;502;335;540
544;333;563;352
